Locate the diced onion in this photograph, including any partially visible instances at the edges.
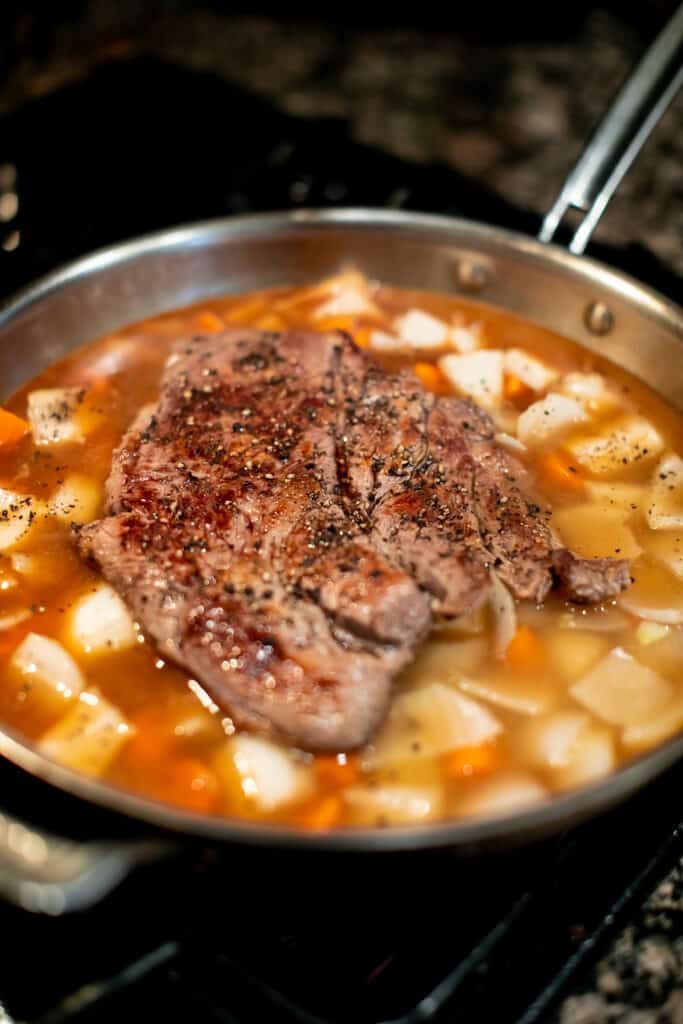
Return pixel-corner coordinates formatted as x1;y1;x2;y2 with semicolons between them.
10;632;85;722
545;628;610;681
27;388;87;446
489;571;517;658
552;505;641;560
515;711;590;769
636;621;670;645
457;773;547;818
558;372;620;415
438;351;504;409
646;532;683;580
570;646;673;726
368;330;406;353
647;453;683;530
49;474;102;525
39;691;133;776
503;349;558;391
622;698;683;753
457;673;559;716
618;559;683;624
629;627;683;678
585;481;647;516
394;309;450;350
368;683;501;767
515;709;617;793
495;432;526;453
67;584;138;655
559;372;607;399
567;415;664;476
214;735;313;812
311;270;381;319
551;725;616;790
10;551;58;582
0;489;43;552
449;325;482;353
343;784;443;825
516;393;587;447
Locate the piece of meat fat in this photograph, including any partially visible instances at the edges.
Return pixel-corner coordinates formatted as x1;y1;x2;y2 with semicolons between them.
552;549;632;604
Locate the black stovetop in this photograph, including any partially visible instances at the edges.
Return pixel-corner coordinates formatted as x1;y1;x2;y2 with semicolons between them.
0;55;680;304
1;57;682;1024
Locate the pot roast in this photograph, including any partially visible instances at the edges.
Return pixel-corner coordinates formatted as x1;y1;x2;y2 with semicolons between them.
76;329;631;750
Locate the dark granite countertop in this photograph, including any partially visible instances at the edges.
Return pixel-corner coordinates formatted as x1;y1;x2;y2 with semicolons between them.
1;5;682;275
560;861;683;1024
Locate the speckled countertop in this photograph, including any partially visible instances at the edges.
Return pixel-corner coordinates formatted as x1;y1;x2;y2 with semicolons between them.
1;6;682;274
1;8;683;1023
560;862;683;1024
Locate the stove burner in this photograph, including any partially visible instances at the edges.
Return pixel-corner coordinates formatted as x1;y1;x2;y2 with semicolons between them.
3;765;683;1024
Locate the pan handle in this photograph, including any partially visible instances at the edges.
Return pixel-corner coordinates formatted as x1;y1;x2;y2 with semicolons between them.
0;806;170;914
539;2;683;254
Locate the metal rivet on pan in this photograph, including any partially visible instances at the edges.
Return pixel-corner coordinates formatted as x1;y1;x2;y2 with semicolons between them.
455;259;491;291
584;301;614;335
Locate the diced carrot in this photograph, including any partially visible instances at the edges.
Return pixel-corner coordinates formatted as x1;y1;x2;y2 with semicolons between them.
314;315;356;334
353;327;371;348
294;794;343;831
254;313;286;331
414;362;448;394
195;311;224;333
539;450;585;492
125;710;175;766
506;625;545;670
503;373;534;407
225;298;267;324
0;408;30;447
141;757;218;815
314;753;360;788
442;743;499;779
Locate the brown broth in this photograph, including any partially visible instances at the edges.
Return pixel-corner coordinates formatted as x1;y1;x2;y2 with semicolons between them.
1;275;682;829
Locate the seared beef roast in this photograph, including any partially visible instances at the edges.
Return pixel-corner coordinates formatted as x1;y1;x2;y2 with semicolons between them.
77;328;631;749
334;343;631;608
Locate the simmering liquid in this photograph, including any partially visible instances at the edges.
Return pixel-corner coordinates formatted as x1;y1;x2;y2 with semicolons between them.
1;270;682;829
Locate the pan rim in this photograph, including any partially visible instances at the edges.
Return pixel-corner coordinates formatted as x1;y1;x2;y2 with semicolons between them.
1;205;682;852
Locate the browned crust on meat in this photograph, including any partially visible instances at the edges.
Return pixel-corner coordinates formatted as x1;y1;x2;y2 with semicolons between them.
76;327;631;750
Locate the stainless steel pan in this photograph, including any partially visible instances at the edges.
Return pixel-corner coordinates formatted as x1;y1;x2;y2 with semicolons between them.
0;7;681;914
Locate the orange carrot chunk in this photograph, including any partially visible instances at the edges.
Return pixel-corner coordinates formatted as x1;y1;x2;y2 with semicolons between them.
295;794;343;831
161;758;219;814
126;709;175;766
506;625;545;670
539;450;585;492
503;373;534;406
195;311;224;333
414;362;448;394
0;408;30;447
314;753;360;788
442;743;499;779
